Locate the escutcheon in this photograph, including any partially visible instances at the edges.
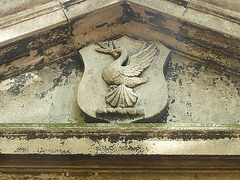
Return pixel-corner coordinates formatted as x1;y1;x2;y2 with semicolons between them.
77;36;170;123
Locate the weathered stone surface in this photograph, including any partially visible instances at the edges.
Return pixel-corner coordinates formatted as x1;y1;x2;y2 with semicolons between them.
120;2;240;75
0;124;240;155
191;0;240;13
0;1;67;46
59;0;121;21
1;134;239;155
189;0;240;25
182;8;240;38
0;0;53;18
129;0;187;18
0;0;240;80
0;25;75;81
0;0;240;77
166;52;240;123
70;2;124;48
0;55;84;123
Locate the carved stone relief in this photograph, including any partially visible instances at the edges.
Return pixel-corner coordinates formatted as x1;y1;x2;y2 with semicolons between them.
77;36;170;123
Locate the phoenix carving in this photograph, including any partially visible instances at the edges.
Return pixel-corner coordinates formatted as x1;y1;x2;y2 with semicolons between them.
96;41;158;109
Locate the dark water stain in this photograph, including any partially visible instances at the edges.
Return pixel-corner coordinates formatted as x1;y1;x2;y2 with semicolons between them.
117;3;144;25
35;54;83;99
145;11;177;38
165;61;185;82
6;73;37;96
95;22;108;28
14;147;29;153
180;21;240;58
1;128;238;141
0;24;70;66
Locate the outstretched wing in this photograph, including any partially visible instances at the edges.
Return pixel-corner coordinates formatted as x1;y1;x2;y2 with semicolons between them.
123;43;158;77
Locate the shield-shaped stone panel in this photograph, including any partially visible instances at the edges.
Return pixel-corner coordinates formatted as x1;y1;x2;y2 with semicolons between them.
77;36;170;123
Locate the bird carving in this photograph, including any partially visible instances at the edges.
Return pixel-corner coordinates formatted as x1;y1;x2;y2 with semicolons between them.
96;41;158;108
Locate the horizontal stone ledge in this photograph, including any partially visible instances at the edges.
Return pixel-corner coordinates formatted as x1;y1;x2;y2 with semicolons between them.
0;135;239;155
1;154;240;172
0;123;240;139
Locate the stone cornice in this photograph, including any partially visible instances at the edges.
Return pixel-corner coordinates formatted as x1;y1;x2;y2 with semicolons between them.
0;123;240;155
